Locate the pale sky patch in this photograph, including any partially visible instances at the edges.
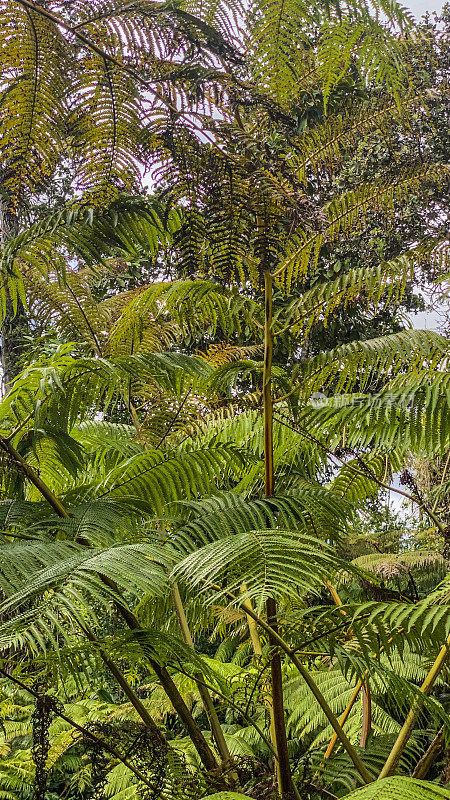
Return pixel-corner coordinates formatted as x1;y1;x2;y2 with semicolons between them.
408;0;443;17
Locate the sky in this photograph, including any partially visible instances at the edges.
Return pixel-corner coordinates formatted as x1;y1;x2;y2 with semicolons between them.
408;0;443;16
406;286;448;333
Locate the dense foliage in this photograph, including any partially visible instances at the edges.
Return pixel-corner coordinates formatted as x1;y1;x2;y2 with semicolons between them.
0;1;449;799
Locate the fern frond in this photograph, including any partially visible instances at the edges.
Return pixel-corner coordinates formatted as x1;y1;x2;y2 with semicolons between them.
70;51;143;204
275;251;419;338
296;329;448;398
279;164;450;285
317;12;409;111
0;1;66;207
95;444;245;509
0;349;210;440
0;540;171;612
173;488;349;552
316;599;450;659
2;196;180;277
341;776;450;799
295;368;450;457
174;529;357;606
349;551;446;581
108;280;260;353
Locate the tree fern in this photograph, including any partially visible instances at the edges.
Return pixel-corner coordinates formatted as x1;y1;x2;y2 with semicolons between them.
0;1;449;795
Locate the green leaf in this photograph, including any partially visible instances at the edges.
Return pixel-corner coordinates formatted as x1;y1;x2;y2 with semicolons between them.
342;776;450;799
204;794;254;800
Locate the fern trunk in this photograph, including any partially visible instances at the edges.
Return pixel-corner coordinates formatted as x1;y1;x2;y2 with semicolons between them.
263;270;296;800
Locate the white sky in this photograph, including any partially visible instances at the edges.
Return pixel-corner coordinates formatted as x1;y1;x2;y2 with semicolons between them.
408;0;443;16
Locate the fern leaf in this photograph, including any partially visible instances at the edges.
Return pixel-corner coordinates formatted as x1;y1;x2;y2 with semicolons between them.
341;776;450;799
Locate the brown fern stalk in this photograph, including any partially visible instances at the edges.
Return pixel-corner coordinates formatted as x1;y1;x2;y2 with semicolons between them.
412;727;445;779
263;269;297;800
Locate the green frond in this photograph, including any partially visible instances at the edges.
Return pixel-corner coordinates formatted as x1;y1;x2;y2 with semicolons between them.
279;165;450;285
0;2;66;208
0;197;182;328
40;498;146;547
111;351;211;397
317;12;409;111
247;0;316;105
311;737;424;795
349;551;446;581
295;367;450;457
0;539;171;609
25;269;109;353
207;358;280;399
324;165;448;240
287;667;366;741
275;252;418;338
108;279;260;353
341;776;450;799
247;0;412;108
0;349;210;442
0;537;175;651
327;453;403;505
72;423;140;470
95;443;245;509
174;529;356;606
316;599;450;659
297;329;448;397
0;751;35;798
0;0;241;209
3;196;180;276
173;487;349;552
71;55;143;204
286;645;439;749
188;408;262;450
290;92;438;185
191;408;328;493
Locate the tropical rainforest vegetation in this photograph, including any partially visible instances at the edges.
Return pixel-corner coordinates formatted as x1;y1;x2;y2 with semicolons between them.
0;0;449;798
